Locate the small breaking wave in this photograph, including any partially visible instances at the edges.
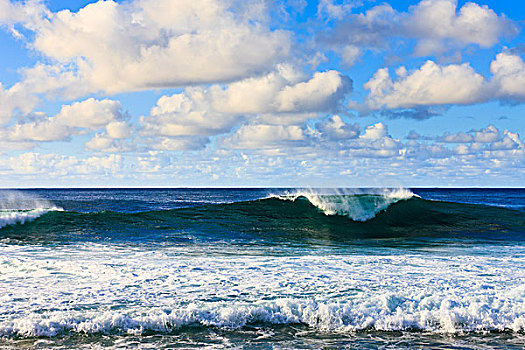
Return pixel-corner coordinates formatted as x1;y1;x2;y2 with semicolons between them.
272;188;417;221
0;191;63;228
2;296;524;338
0;208;62;229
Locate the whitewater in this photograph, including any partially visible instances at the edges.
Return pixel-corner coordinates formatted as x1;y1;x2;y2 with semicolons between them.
0;188;524;349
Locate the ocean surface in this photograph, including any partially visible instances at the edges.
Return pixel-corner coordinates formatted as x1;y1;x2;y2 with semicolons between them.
0;188;524;349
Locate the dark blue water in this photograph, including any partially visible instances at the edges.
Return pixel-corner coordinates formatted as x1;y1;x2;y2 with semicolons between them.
0;188;524;349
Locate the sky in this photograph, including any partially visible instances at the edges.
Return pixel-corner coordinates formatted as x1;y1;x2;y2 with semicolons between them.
0;0;524;188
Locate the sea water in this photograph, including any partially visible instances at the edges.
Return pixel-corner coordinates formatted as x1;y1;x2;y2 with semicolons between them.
0;188;524;349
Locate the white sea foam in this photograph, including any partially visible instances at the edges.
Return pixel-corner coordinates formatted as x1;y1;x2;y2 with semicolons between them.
0;191;62;228
0;243;523;337
272;188;418;221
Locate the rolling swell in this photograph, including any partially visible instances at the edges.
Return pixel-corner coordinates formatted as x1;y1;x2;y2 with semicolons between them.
0;195;524;245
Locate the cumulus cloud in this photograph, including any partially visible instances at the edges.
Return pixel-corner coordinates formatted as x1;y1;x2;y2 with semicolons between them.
275;70;351;112
338;45;361;67
0;0;47;28
440;125;500;143
406;125;524;159
490;52;525;102
363;51;525;112
3;0;291;96
322;0;518;58
220;119;401;158
221;124;309;150
140;67;351;150
316;115;360;140
364;60;487;109
0;83;38;124
85;134;133;153
317;0;363;20
0;122;522;186
0;98;129;144
209;66;351;115
0;152;123;176
217;118;524;172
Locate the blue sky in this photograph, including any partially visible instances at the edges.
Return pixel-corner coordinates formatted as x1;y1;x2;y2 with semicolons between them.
0;0;524;187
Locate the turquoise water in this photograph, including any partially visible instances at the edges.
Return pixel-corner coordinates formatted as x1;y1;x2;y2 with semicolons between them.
0;188;524;349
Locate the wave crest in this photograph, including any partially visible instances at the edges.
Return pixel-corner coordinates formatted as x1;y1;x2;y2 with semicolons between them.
272;188;417;221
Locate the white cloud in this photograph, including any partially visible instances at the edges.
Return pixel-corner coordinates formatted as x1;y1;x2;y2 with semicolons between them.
276;70;351;112
407;0;516;55
490;52;525;102
440;125;500;143
141;89;243;139
324;0;517;57
220;120;402;158
364;51;525;111
317;0;362;20
0;123;522;187
1;98;127;143
316;115;360;140
106;121;132;139
339;45;361;67
9;0;291;95
55;98;125;129
210;66;350;115
0;0;47;28
221;124;308;149
0;152;123;176
140;67;351;149
85;134;133;153
150;137;210;151
490;130;524;151
364;60;487;109
0;83;38;124
407;125;524;159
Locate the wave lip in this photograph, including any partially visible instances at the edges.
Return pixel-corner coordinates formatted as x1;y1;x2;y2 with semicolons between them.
272;188;417;221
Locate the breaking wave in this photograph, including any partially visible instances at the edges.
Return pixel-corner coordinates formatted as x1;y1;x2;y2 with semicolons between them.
2;297;524;338
0;191;62;228
272;188;417;221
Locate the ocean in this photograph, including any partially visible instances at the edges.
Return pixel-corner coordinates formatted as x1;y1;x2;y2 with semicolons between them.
0;188;524;349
